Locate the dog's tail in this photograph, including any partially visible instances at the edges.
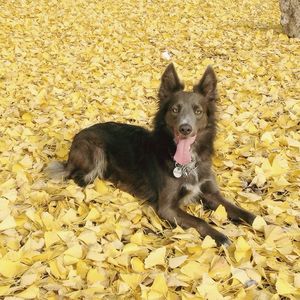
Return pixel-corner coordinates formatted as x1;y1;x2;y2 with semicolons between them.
45;161;70;181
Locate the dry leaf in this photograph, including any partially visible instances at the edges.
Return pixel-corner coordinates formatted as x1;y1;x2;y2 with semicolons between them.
145;247;166;269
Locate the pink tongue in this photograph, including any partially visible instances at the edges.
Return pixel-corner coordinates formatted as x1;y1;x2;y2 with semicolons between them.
174;135;196;165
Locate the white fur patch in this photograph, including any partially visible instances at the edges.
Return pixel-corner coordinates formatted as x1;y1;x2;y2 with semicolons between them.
180;179;213;206
84;147;107;184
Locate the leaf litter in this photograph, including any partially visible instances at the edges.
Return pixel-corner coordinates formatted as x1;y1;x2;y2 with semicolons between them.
0;0;299;299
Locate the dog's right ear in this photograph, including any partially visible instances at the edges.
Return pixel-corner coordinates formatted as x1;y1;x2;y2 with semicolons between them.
158;63;184;103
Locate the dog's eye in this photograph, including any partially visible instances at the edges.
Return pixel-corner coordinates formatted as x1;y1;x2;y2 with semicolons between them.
194;107;203;115
172;106;179;113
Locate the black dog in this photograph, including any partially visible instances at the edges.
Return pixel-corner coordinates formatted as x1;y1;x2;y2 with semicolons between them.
46;64;256;245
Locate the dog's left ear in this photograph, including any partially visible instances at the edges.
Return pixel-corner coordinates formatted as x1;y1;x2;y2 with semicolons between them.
193;66;217;101
159;63;184;103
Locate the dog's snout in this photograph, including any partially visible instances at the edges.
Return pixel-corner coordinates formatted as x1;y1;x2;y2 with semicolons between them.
179;124;192;136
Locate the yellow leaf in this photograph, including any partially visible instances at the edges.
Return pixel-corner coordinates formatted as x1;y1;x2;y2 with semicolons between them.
262;155;289;178
131;257;145;272
44;231;60;248
144;246;166;268
151;273;168;296
0;215;16;231
212;205;227;222
85;207;100;220
231;267;251;285
49;260;67;279
19;155;33;169
22;112;33;122
256;66;266;76
234;236;251;262
2;189;17;202
77;260;89;279
261;131;274;143
264;225;285;242
251;168;266;187
147;290;165;300
123;243;141;254
61;208;78;225
94;178;109;194
209;256;230;279
201;235;217;249
287;137;300;148
56;145;69;158
63;255;80;265
87;268;105;284
169;255;188;269
120;273;143;290
196;273;224;300
252;216;267;232
85;188;100;202
21;273;37;286
276;272;296;295
78;230;98;245
238;191;261;202
17;285;39;299
294;273;300;288
181;261;209;280
64;244;83;258
273;176;290;188
130;230;145;245
0;259;23;278
0;285;10;296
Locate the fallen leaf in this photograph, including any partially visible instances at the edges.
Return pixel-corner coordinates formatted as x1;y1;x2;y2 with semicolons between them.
145;247;166;269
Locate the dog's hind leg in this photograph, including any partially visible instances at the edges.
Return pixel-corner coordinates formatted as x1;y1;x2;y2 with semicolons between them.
66;141;107;187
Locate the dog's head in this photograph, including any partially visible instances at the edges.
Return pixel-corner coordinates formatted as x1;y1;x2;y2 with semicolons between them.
158;63;217;164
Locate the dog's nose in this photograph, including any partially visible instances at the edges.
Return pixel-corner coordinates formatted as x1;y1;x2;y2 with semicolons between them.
179;124;192;136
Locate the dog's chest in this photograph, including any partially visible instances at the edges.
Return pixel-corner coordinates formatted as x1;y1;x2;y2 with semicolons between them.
179;182;201;206
177;171;213;207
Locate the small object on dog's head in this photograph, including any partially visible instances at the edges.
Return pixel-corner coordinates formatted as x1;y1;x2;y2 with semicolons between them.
173;166;183;178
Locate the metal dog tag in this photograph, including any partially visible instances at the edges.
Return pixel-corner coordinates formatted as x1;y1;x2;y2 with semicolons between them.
173;166;183;178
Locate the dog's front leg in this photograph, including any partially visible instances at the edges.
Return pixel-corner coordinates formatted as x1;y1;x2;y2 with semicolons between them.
200;181;256;225
157;202;230;246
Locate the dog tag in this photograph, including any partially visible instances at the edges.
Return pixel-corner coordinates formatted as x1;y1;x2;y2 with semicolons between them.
173;166;182;178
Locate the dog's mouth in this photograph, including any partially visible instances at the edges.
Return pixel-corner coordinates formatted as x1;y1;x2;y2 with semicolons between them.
173;131;196;165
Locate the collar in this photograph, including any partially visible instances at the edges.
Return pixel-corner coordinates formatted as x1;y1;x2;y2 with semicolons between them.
173;160;198;178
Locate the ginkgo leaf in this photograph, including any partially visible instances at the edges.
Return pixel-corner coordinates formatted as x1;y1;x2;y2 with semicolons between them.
212;205;228;223
0;259;25;278
17;285;40;299
120;273;143;290
234;237;252;263
145;247;166;269
252;216;267;232
151;273;169;296
169;255;188;269
0;215;16;231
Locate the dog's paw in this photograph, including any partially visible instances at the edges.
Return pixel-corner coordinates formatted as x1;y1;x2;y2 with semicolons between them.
229;210;256;226
213;232;231;247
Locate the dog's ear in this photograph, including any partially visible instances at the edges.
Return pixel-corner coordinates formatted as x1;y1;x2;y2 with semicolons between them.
193;66;217;101
158;63;184;103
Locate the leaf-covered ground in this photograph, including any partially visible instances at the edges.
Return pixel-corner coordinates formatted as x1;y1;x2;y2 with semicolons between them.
0;0;299;299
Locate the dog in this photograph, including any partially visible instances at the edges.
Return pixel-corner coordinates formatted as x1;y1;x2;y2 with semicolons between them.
46;63;256;245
